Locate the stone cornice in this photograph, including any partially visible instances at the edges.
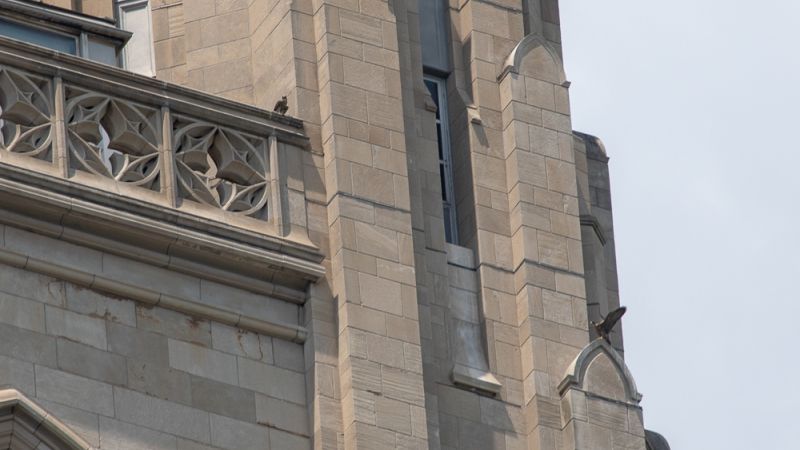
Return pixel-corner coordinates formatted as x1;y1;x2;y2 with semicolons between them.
0;248;308;342
0;163;325;301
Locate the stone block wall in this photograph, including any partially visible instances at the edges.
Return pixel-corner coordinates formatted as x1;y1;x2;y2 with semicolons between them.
0;225;311;450
40;0;114;19
0;0;656;448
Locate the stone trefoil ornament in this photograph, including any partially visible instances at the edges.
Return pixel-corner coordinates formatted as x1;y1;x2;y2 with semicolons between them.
591;306;626;343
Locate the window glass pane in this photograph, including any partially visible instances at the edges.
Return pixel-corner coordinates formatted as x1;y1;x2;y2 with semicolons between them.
0;18;76;54
88;37;119;66
439;164;447;201
443;206;453;244
118;1;155;76
426;75;457;245
436;123;443;159
424;79;439;115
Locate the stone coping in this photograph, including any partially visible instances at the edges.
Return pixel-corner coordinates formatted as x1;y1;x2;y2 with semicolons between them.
0;388;93;450
0;37;307;141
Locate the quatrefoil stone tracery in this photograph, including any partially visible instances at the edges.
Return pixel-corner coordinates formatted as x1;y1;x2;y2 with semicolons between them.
0;65;278;222
65;89;161;189
172;119;270;218
0;67;53;161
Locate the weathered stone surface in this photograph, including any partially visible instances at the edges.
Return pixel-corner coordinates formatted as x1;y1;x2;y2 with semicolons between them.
255;395;310;437
113;388;211;443
45;306;107;350
36;366;114;416
209;414;269;450
108;322;170;366
168;339;238;385
99;417;178;450
39;399;101;448
190;376;256;422
237;358;306;406
56;339;127;385
0;354;35;395
127;359;192;405
65;284;136;327
0;323;57;366
0;291;45;333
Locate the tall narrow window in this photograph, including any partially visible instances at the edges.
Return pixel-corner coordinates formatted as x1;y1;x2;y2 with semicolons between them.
115;0;155;76
424;75;458;244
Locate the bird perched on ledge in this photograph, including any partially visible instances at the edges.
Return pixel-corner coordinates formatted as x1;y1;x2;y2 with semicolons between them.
273;96;289;115
591;306;627;343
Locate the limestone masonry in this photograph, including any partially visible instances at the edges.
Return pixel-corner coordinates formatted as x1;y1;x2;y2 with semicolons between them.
0;0;669;448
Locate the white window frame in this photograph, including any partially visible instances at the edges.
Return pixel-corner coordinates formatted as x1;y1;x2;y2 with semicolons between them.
424;74;459;245
115;0;155;76
0;3;127;65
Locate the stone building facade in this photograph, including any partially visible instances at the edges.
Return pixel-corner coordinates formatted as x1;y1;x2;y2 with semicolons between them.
0;0;669;449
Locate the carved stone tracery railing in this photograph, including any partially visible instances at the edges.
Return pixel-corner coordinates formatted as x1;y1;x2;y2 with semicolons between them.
0;66;53;161
0;51;308;236
172;117;270;218
65;86;162;189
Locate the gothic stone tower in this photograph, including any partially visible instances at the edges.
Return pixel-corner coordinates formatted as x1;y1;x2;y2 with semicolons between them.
0;0;667;448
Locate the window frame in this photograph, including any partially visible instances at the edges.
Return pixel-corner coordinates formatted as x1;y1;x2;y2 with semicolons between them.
114;0;155;76
0;15;80;55
424;74;459;245
0;1;129;66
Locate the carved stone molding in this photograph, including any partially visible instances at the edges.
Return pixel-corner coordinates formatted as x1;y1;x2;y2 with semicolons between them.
559;338;642;404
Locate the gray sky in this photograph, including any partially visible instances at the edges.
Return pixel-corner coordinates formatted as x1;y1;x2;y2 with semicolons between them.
560;1;800;448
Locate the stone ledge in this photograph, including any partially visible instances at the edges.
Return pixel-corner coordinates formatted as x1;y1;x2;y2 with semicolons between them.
0;37;306;139
451;364;502;396
0;163;325;299
0;248;309;343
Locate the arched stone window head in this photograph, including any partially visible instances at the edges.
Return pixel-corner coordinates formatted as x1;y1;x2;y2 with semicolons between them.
0;388;93;449
499;34;567;86
558;339;643;405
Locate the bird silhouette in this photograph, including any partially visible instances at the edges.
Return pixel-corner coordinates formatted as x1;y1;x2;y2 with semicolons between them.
273;96;289;115
591;306;626;343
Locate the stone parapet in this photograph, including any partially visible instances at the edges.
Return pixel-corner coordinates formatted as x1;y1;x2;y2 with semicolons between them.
0;36;324;300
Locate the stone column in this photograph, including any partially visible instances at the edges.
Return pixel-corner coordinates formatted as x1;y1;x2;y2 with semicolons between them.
499;34;590;449
311;0;429;447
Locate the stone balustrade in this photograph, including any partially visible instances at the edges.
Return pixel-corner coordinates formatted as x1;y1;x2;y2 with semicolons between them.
0;37;323;304
0;36;310;241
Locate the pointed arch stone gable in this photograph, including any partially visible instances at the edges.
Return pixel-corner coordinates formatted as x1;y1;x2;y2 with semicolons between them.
559;338;643;405
499;34;567;85
0;389;92;450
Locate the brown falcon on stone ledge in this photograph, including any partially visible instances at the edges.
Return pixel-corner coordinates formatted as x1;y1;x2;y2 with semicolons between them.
273;96;289;115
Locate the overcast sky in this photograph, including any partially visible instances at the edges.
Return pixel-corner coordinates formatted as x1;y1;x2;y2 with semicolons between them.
560;1;800;448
